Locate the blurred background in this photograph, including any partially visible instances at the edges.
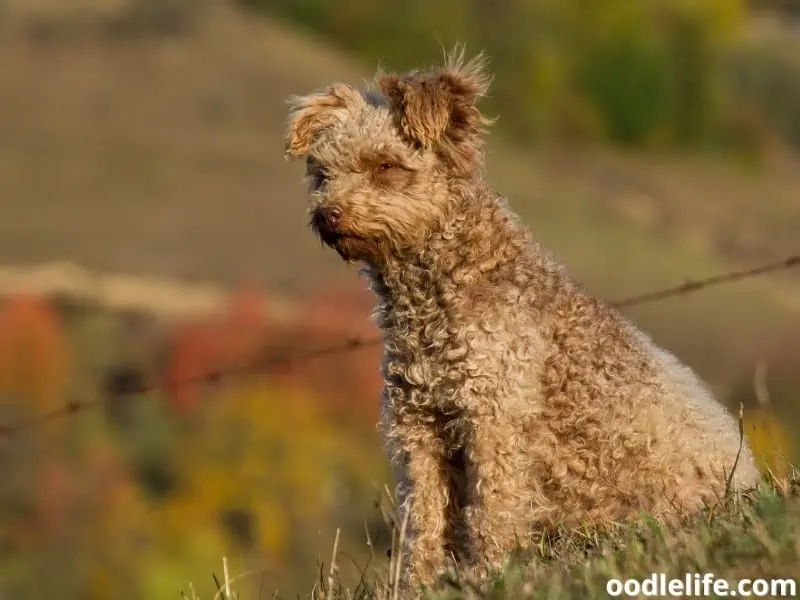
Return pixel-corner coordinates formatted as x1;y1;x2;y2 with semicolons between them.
0;0;798;597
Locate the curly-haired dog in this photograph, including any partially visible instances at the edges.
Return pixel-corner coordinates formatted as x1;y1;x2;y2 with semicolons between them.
283;50;760;589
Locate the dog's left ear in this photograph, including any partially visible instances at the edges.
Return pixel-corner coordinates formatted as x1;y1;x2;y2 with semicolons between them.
378;49;492;175
285;83;364;158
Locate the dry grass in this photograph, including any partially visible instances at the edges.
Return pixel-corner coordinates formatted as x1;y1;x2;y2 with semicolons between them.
193;473;800;599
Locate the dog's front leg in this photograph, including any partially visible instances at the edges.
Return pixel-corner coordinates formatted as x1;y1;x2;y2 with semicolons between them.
462;415;541;569
383;418;452;590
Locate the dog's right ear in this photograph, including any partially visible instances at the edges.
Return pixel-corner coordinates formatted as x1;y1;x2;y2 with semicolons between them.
378;49;493;175
284;83;363;158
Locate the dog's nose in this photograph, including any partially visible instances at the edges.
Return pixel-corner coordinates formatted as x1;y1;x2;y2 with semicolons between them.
315;205;342;230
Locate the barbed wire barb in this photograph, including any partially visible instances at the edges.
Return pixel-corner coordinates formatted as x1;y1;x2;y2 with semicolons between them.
0;252;798;437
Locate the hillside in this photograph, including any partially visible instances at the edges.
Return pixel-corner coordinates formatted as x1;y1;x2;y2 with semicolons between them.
0;1;797;287
0;1;360;290
203;477;800;599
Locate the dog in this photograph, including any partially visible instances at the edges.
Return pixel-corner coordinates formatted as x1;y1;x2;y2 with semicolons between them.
284;49;760;589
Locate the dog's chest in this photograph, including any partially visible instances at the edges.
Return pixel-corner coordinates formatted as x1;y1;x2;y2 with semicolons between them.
372;258;545;417
377;282;548;424
378;292;470;412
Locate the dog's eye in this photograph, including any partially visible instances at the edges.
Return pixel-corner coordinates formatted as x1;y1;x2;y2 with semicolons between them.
370;158;411;187
306;158;329;190
310;171;328;191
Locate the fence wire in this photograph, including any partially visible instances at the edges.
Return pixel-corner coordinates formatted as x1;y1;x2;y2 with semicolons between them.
1;253;798;437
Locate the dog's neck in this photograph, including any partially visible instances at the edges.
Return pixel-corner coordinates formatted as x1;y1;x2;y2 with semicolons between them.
365;185;534;331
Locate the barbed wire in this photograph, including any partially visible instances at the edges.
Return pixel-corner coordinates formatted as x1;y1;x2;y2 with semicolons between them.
613;253;800;308
0;253;798;438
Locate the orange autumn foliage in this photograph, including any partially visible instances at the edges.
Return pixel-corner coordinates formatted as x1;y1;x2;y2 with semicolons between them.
290;281;382;424
162;320;225;414
162;285;273;414
0;294;70;413
160;281;384;424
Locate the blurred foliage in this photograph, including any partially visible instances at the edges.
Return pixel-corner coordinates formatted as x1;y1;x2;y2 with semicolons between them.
243;0;800;153
159;382;376;562
0;277;797;598
723;38;800;151
0;273;797;598
0;292;390;599
161;285;273;415
297;282;383;424
745;405;793;477
0;294;70;415
729;339;800;479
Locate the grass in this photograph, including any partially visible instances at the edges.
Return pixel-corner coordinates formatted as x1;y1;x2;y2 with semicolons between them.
425;480;800;600
205;474;800;599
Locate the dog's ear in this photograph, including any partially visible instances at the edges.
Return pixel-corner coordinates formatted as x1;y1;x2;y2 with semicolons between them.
378;49;492;175
284;83;363;158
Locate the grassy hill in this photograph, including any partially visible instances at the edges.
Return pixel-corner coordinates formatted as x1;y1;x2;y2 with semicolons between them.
209;477;800;599
434;480;800;600
0;1;796;284
0;1;361;290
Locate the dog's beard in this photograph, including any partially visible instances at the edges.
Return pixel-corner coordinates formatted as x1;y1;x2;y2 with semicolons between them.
311;222;387;265
331;236;362;262
311;222;361;262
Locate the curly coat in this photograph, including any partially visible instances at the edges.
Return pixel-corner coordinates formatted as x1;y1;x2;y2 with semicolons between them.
284;50;760;589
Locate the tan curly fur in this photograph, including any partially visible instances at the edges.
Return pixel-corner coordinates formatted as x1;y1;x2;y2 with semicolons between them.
284;48;761;591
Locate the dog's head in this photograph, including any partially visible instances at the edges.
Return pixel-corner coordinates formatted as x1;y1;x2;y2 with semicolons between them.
284;48;492;265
